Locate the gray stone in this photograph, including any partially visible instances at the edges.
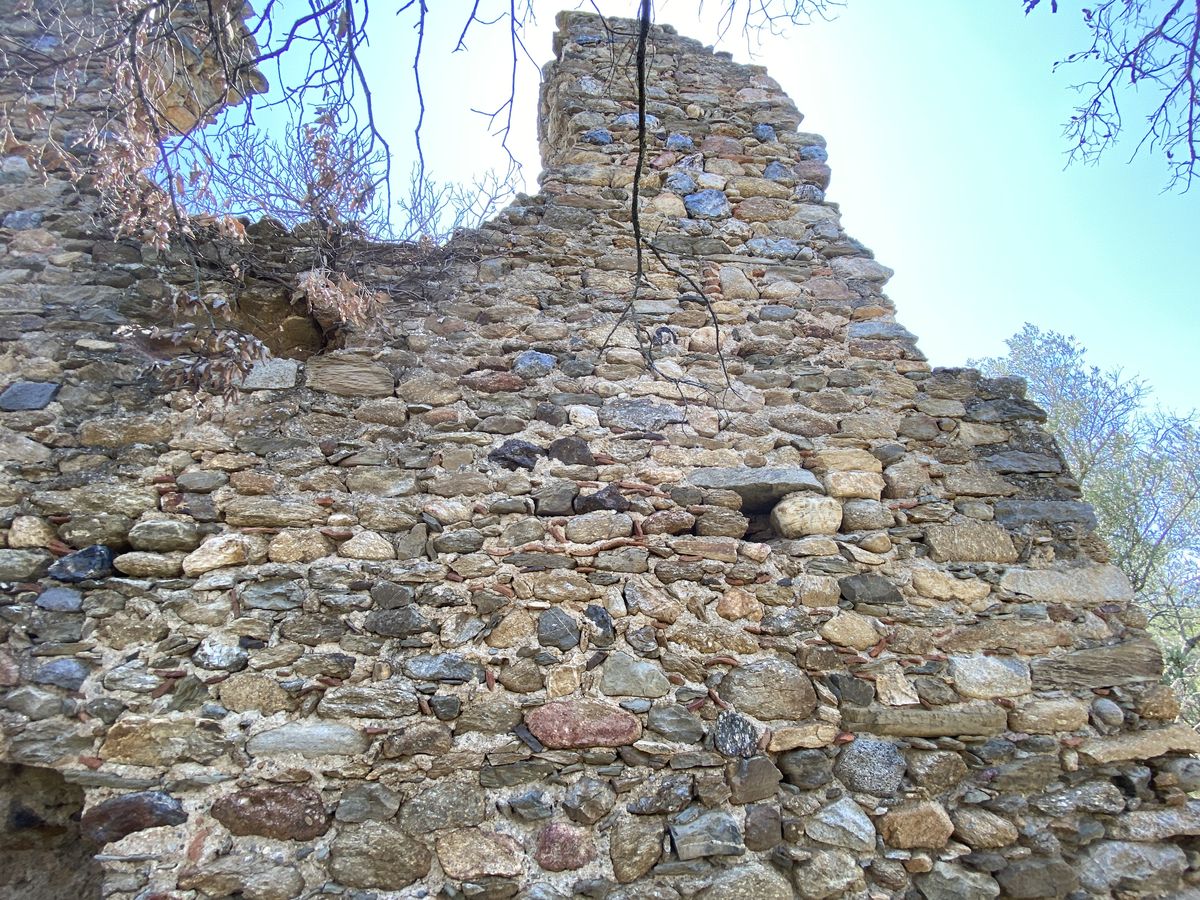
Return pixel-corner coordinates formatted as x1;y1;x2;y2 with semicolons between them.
778;749;834;789
806;797;876;851
564;776;616;825
36;587;83;612
716;657;817;720
32;657;91;691
513;350;557;378
538;607;581;651
336;782;401;823
247;722;368;757
917;862;1000;900
684;189;732;219
848;320;917;341
317;679;418;717
834;738;905;795
0;380;59;411
600;652;671;698
697;864;792;900
687;467;823;511
240;357;299;389
727;756;782;804
127;519;201;552
402;653;482;684
647;704;704;743
329;821;432;889
397;781;486;831
839;572;904;606
599;398;686;432
993;500;1096;529
0;549;52;580
997;857;1080;898
793;849;865;900
670;810;744;859
713;710;759;758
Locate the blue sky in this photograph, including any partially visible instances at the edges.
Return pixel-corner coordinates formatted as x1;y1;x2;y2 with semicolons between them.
340;1;1198;411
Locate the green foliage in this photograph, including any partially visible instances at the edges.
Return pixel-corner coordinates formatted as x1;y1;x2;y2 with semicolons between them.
973;324;1200;720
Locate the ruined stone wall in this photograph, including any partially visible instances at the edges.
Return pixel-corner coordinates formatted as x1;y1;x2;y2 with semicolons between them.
3;8;1200;900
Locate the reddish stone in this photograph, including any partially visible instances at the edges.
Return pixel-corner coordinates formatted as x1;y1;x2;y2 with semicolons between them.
524;700;641;749
460;371;524;393
81;791;187;844
700;135;743;157
534;821;596;871
793;160;832;189
211;784;329;841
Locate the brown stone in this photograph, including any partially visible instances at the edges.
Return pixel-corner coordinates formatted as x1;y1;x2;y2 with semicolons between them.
1030;637;1163;690
81;791;187;844
211;785;329;840
435;828;524;880
880;801;954;849
525;700;641;749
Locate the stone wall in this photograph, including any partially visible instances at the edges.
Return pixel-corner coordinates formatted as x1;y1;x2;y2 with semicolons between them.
3;8;1200;899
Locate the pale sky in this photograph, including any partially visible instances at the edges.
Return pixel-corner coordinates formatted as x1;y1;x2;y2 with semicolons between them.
341;0;1198;412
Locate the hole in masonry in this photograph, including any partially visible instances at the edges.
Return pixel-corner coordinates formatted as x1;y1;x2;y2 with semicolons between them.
0;764;103;900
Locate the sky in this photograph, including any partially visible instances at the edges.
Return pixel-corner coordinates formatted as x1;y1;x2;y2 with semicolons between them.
305;0;1199;412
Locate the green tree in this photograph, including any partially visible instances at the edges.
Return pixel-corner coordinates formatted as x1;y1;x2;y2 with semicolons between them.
974;324;1200;719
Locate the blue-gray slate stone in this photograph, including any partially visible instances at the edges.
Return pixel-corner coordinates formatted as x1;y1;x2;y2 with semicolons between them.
0;381;59;411
47;545;114;582
683;189;732;219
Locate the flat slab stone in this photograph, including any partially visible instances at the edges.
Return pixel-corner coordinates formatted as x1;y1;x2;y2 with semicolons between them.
841;703;1007;737
1031;637;1162;690
246;722;368;757
687;467;823;510
924;522;1017;563
0;380;59;410
999;564;1133;604
1078;724;1200;764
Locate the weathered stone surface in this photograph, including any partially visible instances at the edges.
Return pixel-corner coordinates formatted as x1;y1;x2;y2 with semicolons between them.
918;862;1000;900
316;679;418;717
335;783;401;823
949;653;1031;699
834;738;905;795
924;522;1017;563
1030;636;1162;689
951;806;1018;849
81;791;187;844
995;858;1079;899
793;849;866;900
610;814;663;882
100;716;228;765
436;828;524;880
329;821;432;889
246;722;368;757
178;852;305;900
1000;564;1133;603
770;493;842;536
1078;724;1200;763
600;652;671;697
716;657;817;719
306;353;394;396
534;821;595;871
211;785;329;840
818;610;878;650
806;797;876;851
398;781;486;831
698;864;793;900
525;699;641;748
671;810;744;859
841;703;1007;737
880;800;954;849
